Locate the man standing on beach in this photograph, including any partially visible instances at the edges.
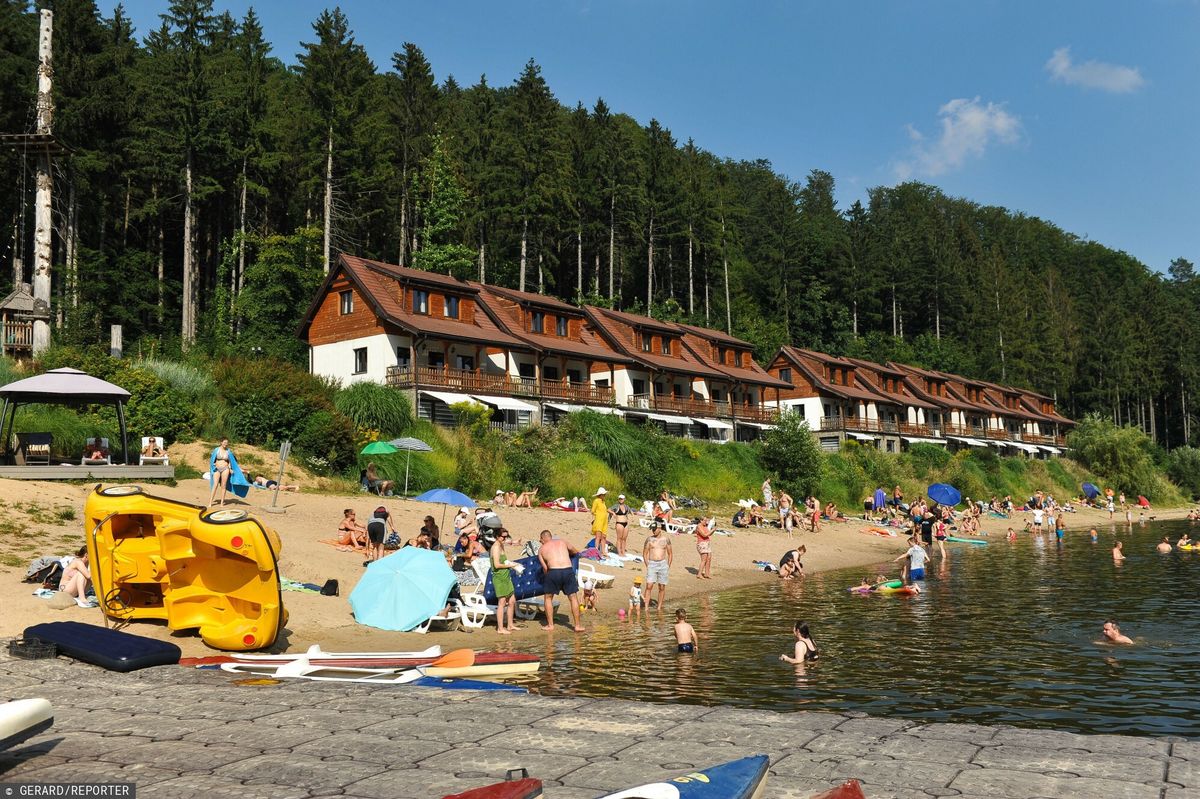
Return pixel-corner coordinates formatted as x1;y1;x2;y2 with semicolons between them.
590;487;610;556
643;521;673;609
537;530;584;632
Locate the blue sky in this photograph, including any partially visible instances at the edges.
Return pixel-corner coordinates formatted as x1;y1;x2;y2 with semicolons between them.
122;0;1199;272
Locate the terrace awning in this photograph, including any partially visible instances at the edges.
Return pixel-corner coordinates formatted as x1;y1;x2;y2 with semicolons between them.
736;420;773;429
1039;445;1063;454
473;394;537;413
901;436;943;445
631;411;692;425
420;390;482;407
693;418;734;430
847;432;878;441
1012;442;1041;454
947;435;988;447
544;402;583;414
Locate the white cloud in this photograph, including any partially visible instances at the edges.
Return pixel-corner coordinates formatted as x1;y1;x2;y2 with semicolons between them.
894;97;1021;180
1045;47;1145;93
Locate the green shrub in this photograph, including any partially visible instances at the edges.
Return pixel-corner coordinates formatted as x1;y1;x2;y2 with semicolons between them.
449;401;493;438
293;410;355;473
560;410;678;497
505;427;555;491
543;450;622;500
335;382;414;438
1166;446;1200;500
118;366;196;444
760;412;823;497
1066;414;1168;499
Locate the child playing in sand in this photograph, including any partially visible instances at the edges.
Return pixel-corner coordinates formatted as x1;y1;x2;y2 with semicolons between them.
674;609;698;653
582;582;599;613
629;576;644;620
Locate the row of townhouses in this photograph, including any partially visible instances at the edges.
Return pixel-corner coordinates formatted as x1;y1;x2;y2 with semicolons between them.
300;255;1072;455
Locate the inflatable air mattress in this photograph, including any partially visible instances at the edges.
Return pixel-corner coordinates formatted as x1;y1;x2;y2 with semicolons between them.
443;773;543;799
483;554;580;603
23;621;181;672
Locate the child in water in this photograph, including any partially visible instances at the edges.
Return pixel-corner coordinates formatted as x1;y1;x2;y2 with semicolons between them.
674;609;698;653
628;575;644;620
1006;527;1017;542
582;583;599;612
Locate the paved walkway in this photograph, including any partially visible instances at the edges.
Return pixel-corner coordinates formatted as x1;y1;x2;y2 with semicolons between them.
0;651;1195;799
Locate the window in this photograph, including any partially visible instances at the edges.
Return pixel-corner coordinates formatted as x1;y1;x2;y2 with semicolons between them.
543;365;560;381
673;384;684;397
642;334;653;353
779;367;792;384
339;290;353;315
556;316;568;336
595;378;609;388
396;347;411;368
718;347;728;364
632;379;646;395
352;347;367;374
711;389;724;401
455;355;474;370
567;369;583;384
444;296;460;319
414;289;429;315
518;362;536;379
660;337;671;355
736;352;745;367
530;311;544;333
427;352;445;368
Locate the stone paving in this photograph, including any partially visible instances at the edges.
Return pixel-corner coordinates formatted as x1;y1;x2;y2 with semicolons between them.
0;651;1196;799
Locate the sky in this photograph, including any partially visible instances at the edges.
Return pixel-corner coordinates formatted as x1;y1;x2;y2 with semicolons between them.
121;0;1199;273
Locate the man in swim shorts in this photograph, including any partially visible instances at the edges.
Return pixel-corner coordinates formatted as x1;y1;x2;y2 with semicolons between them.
894;536;929;582
537;530;584;632
643;521;673;609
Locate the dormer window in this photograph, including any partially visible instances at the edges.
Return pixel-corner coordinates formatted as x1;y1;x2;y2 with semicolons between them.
414;289;429;315
660;337;671;356
339;290;353;315
642;334;653;353
719;347;728;364
444;295;460;319
531;311;544;333
556;316;567;336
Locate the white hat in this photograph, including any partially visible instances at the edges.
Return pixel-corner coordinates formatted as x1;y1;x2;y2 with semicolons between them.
595;487;607;496
494;489;504;496
459;506;470;514
618;494;626;499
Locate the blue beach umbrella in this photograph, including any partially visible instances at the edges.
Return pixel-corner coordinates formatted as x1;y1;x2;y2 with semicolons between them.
413;488;476;508
1082;482;1100;500
348;548;456;632
927;483;962;507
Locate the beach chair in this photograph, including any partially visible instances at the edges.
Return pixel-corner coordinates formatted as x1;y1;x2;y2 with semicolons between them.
16;432;51;465
456;593;496;629
637;517;697;535
81;438;111;466
139;437;169;466
577;561;615;588
412;606;460;634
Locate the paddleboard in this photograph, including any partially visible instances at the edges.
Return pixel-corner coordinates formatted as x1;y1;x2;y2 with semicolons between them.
443;774;542;799
233;644;441;661
945;536;988;545
219;659;526;689
0;698;53;751
598;755;768;799
183;650;536;671
422;659;540;679
409;676;527;693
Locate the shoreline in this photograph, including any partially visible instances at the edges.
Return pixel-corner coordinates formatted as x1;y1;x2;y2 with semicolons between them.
0;474;1192;655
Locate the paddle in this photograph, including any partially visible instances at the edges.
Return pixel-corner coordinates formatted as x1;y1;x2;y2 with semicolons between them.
428;648;475;669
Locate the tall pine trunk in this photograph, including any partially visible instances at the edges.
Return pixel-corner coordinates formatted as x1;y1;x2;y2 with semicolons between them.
721;214;731;333
608;195;616;300
519;218;528;292
995;286;1006;381
576;223;582;296
323;126;333;273
122;177;131;248
478;236;485;283
182;150;195;346
593;252;600;295
236;156;247;300
646;212;654;317
687;223;694;316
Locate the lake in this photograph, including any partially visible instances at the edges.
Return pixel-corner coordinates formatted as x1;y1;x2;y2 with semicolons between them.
524;519;1200;737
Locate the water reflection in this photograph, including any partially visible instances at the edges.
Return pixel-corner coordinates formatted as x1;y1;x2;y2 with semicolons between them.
517;520;1200;737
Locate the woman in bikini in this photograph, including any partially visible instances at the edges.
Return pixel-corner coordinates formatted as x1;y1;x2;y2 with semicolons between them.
60;546;94;607
337;509;368;551
695;516;714;579
612;494;631;557
209;438;233;506
780;620;819;664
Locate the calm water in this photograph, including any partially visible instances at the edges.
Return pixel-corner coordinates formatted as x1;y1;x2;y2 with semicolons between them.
520;520;1200;737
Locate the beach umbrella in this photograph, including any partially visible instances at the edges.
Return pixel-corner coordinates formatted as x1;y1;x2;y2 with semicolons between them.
388;437;433;497
360;441;398;456
414;487;477;530
1082;482;1100;500
348;548;455;632
927;483;962;507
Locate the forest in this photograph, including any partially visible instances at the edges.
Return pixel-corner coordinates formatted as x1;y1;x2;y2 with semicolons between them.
1;0;1197;449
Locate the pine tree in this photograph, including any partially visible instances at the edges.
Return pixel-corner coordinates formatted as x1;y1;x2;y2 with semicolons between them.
411;132;474;277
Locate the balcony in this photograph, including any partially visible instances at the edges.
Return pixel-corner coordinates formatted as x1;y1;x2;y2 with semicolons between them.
897;422;939;438
1;320;32;352
627;393;778;423
822;416;901;435
386;365;615;406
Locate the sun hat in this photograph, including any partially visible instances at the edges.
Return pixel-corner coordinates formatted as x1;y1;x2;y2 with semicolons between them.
494;489;504;496
618;493;626;499
633;576;643;584
459;506;470;514
595;487;607;496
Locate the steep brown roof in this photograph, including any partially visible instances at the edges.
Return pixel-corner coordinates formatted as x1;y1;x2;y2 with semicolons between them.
475;287;632;364
843;358;937;409
777;346;882;403
676;323;753;348
889;363;975;411
679;335;791;388
584;306;725;379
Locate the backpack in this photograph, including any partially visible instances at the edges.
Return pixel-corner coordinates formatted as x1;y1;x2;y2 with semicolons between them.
320;579;339;596
24;557;62;590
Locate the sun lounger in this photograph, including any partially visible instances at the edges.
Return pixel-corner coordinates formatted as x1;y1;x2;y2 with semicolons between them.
139;436;169;466
81;438;112;466
456;594;496;629
413;606;460;634
638;517;697;535
577;562;615;588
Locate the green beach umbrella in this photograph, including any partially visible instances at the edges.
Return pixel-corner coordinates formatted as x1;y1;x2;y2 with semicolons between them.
360;441;399;456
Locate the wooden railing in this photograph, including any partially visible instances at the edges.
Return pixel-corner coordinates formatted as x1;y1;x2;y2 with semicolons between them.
1;320;32;350
386;365;614;405
628;393;778;423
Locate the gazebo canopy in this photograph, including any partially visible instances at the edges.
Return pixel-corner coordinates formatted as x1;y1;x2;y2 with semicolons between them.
0;367;131;404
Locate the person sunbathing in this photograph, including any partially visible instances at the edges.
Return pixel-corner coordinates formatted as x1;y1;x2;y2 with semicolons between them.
337;509;368;551
253;475;299;492
514;488;539;508
141;437;166;459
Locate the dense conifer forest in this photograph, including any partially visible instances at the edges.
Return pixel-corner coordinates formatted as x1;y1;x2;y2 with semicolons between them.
1;1;1196;447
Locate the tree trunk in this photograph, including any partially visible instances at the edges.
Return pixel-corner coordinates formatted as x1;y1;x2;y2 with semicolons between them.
704;254;710;325
519;218;528;292
646;212;654;317
687;223;694;316
122;176;131;248
608;195;615;300
236;156;247;302
154;183;164;326
935;293;941;340
31;9;52;355
594;252;600;295
891;282;898;337
323;126;333;273
182;150;195;346
994;286;1005;380
852;297;858;337
576;223;582;296
67;179;77;309
537;247;544;294
721;215;731;334
1182;379;1190;444
398;163;408;265
478;236;485;283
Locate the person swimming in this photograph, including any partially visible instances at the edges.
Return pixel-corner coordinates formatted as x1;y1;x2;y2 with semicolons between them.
1102;619;1133;645
780;620;819;663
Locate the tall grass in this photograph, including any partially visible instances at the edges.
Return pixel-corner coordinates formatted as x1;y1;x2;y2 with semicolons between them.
543;451;622;500
334;381;414;438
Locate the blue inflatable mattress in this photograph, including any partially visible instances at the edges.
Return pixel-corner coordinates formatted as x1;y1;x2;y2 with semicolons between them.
24;621;181;672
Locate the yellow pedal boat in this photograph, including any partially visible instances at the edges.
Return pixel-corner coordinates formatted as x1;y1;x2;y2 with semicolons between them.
84;485;286;651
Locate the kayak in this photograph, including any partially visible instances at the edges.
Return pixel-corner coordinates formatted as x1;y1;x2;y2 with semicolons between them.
808;781;866;799
0;698;53;751
181;649;537;672
219;659;526;690
945;536;987;545
443;771;543;799
233;644;441;661
598;755;769;799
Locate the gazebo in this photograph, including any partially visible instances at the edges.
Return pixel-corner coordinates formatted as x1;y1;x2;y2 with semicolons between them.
0;367;131;465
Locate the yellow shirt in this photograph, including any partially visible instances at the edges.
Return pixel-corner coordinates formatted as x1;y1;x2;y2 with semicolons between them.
591;498;609;533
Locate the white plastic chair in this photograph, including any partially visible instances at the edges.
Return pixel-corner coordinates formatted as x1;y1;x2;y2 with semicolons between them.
577;561;615;588
456;594;496;629
81;437;111;466
638;517;697;535
139;436;169;466
412;606;459;634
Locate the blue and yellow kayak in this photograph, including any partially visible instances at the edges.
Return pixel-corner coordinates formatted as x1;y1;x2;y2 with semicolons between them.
599;755;769;799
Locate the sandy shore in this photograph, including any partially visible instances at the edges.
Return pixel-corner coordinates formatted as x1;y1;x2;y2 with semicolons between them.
0;469;1191;656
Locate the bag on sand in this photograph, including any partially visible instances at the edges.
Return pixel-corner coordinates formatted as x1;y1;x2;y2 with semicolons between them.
320;579;339;596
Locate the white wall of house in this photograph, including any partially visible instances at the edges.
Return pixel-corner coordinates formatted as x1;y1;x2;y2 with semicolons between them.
611;368;647;405
311;333;410;386
780;397;824;428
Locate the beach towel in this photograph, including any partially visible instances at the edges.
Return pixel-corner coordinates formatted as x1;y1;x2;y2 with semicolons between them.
209;447;250;499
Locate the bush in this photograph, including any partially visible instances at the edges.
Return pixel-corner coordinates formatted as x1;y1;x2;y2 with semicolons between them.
760;412;823;497
292;410;355;473
1067;414;1167;499
117;365;197;445
1166;446;1200;500
505;427;555;491
560;411;678;497
335;382;414;438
